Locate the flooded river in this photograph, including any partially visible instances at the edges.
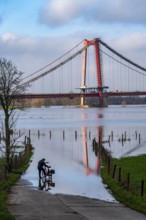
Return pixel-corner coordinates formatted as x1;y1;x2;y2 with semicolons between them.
4;105;146;201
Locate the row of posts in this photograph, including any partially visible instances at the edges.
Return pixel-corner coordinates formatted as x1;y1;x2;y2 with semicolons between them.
107;130;141;146
92;137;145;198
21;129;92;141
0;129;142;145
14;129;141;144
107;157;145;197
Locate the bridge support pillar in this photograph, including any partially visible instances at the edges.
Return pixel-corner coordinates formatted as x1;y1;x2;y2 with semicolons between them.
80;40;88;107
94;38;104;107
81;96;84;106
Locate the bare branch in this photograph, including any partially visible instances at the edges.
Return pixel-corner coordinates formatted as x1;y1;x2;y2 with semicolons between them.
0;57;29;171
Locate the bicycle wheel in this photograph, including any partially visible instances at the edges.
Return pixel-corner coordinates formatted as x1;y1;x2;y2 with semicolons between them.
44;181;51;191
40;170;46;183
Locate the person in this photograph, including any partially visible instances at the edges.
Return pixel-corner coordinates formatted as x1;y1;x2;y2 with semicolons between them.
38;158;50;178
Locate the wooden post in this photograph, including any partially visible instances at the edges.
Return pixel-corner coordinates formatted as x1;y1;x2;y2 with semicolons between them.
112;164;117;179
139;134;141;145
108;135;111;144
24;136;27;145
63;130;65;140
122;134;124;146
49;131;51;139
111;131;113;141
75;130;77;139
108;157;110;174
141;180;144;197
124;131;126;141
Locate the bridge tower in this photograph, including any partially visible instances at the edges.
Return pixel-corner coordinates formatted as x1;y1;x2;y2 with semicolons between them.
81;38;104;107
81;40;88;106
94;38;103;107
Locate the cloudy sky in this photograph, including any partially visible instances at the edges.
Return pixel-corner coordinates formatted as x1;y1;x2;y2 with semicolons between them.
0;0;146;77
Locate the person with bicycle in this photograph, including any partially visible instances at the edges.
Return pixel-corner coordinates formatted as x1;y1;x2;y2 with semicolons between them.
38;158;50;178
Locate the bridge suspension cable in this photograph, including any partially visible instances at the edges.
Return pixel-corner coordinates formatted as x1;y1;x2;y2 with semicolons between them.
99;39;146;74
100;49;146;76
21;40;89;86
20;37;146;99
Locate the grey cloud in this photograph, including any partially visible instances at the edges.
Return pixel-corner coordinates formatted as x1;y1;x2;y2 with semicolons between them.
91;0;146;24
39;0;146;27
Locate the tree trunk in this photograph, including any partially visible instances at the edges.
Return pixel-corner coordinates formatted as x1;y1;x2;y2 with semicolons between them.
5;112;11;172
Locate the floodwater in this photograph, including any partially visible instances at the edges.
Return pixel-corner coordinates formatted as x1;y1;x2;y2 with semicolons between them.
2;105;146;201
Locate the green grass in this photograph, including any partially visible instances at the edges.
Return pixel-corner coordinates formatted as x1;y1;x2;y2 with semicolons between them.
0;152;33;220
101;154;146;215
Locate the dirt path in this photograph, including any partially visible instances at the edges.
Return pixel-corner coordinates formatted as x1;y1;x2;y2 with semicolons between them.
7;179;146;220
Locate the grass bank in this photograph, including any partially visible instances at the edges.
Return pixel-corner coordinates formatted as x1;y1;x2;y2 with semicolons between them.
101;154;146;215
0;152;33;220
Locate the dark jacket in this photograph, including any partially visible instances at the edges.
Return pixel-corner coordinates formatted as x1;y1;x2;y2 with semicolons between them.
38;159;48;170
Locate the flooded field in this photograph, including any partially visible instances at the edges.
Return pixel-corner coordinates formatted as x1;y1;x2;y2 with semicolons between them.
1;105;146;201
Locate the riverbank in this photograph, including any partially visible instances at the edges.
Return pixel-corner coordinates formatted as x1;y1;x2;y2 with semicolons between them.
101;154;146;215
0;150;32;220
7;178;146;220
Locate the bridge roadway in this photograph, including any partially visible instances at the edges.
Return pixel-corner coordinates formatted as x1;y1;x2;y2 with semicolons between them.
15;91;146;99
8;179;146;220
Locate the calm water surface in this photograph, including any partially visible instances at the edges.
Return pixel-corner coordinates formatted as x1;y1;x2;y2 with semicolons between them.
8;105;146;201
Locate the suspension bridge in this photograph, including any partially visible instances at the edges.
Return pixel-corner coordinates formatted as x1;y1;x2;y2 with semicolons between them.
19;38;146;107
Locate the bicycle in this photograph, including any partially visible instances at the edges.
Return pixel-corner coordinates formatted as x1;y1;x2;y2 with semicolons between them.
39;165;55;191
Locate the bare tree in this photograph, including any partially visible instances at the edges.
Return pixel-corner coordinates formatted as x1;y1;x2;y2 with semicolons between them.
0;58;28;171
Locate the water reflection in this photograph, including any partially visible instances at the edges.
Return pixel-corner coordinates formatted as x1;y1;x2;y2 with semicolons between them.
82;127;100;175
17;106;146;201
38;168;55;191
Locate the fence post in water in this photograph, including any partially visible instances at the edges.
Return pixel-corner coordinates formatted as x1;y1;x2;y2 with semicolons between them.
19;130;21;137
135;131;137;140
63;130;65;140
141;180;144;197
29;129;31;139
108;135;111;144
49;131;51;139
27;136;31;145
111;131;113;141
139;134;141;145
122;134;124;146
89;131;91;139
38;130;40;138
124;131;126;141
24;136;27;145
75;130;77;140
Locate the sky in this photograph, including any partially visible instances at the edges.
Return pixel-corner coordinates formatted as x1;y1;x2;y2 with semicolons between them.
0;0;146;77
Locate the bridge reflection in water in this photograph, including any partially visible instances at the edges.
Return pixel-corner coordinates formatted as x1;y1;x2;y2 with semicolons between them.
82;127;101;176
21;110;115;200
